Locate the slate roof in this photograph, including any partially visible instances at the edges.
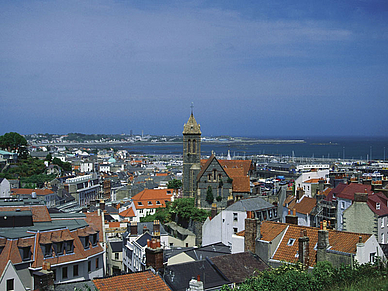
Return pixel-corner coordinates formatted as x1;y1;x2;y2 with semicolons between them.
164;259;230;291
226;197;275;212
110;240;123;252
0;205;51;222
136;232;153;247
210;252;270;284
184;242;231;261
93;270;171;291
261;221;372;266
366;192;388;217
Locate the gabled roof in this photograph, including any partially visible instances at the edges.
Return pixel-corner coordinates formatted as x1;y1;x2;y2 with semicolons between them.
93;270;171;291
367;192;388;217
293;196;316;215
261;221;371;266
326;183;372;201
119;207;135;218
209;252;270;284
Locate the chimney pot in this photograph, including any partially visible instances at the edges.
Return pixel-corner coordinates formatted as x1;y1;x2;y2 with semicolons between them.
197;275;200;282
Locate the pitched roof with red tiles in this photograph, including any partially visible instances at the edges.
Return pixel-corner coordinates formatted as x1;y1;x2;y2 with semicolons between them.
198;155;251;193
132;189;173;209
367;192;388;217
119;207;135;218
294;196;316;215
260;221;288;242
93;270;171;291
10;188;54;196
325;183;372;202
261;221;371;266
303;179;321;184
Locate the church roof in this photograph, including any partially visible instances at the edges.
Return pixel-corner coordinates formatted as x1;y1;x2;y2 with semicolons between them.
183;114;201;135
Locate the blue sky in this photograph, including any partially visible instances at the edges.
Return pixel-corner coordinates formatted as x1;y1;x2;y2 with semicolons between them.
0;0;387;137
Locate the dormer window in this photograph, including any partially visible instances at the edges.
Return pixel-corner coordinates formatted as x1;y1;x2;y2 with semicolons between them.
91;232;99;247
65;240;74;254
137;202;143;206
19;246;31;261
79;236;90;249
377;203;381;210
148;201;153;206
53;242;64;256
156;201;161;205
41;243;52;258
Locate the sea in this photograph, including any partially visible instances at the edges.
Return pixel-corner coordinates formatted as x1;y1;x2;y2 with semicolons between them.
113;136;388;161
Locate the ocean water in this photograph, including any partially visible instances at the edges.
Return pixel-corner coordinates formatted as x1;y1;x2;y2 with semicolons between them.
117;136;388;161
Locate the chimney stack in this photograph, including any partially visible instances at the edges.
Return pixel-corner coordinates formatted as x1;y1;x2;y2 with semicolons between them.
211;203;217;219
145;238;163;271
130;222;137;236
244;211;260;253
100;200;105;211
153;220;161;237
317;220;329;263
298;229;310;269
188;276;204;291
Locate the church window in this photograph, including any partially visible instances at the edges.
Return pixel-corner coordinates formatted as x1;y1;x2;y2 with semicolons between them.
192;140;196;153
213;170;217;181
187;139;191;153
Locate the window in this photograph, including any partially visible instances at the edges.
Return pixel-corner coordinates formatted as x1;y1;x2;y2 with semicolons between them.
233;227;238;234
269;210;273;219
213;169;217;181
273;209;278;218
88;260;91;272
41;243;52;258
80;236;90;249
137;202;143;206
91;233;98;247
382;217;385;229
377;203;381;210
62;266;68;279
287;238;296;246
148;201;153;205
382;234;385;244
19;247;31;261
115;253;119;260
53;269;56;281
54;242;64;256
233;213;238;221
370;252;376;263
96;258;99;269
73;264;79;277
192;140;196;153
6;278;14;291
65;240;74;254
156;200;161;205
341;201;345;209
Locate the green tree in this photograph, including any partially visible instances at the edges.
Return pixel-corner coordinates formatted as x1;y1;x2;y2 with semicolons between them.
167;179;182;190
45;153;52;162
0;132;28;159
206;186;214;204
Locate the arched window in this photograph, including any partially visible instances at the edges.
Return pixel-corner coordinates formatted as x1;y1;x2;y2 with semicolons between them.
192;139;196;153
188;139;191;153
213;169;217;181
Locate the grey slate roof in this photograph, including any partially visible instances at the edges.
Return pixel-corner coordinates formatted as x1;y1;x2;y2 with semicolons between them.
184;242;231;261
110;240;123;252
226;197;275;212
164;259;231;291
209;252;270;284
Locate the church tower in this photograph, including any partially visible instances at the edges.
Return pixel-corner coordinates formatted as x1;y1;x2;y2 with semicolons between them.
182;109;201;198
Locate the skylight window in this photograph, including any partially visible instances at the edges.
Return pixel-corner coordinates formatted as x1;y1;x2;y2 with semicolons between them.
287;238;296;246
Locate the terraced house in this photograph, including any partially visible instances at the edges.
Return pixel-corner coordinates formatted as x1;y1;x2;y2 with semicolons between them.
0;199;104;290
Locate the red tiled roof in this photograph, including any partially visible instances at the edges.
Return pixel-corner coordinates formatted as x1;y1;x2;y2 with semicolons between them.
262;221;371;266
367;192;388;216
325;183;372;202
120;208;135;217
132;189;173;209
93;270;171;291
155;173;168;177
108;222;120;228
294;196;316;215
11;188;54;196
303;179;320;184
